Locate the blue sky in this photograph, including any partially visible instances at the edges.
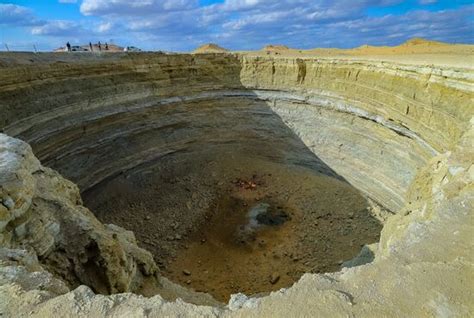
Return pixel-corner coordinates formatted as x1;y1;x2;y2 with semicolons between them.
1;0;473;51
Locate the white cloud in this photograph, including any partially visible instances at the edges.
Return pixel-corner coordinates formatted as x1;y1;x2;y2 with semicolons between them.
223;0;268;11
0;4;41;26
110;2;472;50
59;0;78;4
31;20;83;36
97;21;113;33
80;0;198;16
419;0;437;4
3;0;473;52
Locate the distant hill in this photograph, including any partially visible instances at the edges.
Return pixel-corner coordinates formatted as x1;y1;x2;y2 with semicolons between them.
294;37;474;58
193;43;229;53
402;37;448;46
262;45;290;51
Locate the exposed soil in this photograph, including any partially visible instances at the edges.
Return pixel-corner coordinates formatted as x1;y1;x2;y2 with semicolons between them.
80;98;386;302
84;152;383;302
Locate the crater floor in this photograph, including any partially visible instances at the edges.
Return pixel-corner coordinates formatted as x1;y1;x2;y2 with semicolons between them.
77;96;385;301
84;153;383;301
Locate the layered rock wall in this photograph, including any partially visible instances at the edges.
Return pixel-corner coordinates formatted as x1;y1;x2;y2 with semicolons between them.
2;53;470;211
0;52;472;317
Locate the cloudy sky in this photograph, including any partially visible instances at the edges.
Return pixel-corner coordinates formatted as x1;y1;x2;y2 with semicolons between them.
0;0;473;51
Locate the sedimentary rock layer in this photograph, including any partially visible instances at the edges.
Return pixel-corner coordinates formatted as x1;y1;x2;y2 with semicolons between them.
0;52;472;317
2;53;471;211
0;134;160;295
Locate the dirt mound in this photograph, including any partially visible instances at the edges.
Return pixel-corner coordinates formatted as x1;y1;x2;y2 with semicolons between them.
263;44;290;51
402;37;447;46
194;43;229;53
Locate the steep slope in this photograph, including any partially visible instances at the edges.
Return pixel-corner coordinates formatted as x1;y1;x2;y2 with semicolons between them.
194;43;229;53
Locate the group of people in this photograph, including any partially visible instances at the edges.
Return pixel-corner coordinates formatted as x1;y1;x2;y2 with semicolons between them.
65;41;109;52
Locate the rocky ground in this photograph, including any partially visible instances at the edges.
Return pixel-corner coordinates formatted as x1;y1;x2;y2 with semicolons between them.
83;152;385;302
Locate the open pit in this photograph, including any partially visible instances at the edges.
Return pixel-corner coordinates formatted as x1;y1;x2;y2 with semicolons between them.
0;51;472;317
78;95;388;301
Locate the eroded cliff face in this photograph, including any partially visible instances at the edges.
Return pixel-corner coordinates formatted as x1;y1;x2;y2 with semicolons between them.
1;54;470;212
0;52;472;317
0;134;160;295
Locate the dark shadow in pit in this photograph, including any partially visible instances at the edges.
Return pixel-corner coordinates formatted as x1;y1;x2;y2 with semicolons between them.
6;53;384;303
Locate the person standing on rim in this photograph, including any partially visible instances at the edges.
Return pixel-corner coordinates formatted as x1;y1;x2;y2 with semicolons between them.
66;42;71;52
105;42;109;50
89;42;93;52
98;41;101;51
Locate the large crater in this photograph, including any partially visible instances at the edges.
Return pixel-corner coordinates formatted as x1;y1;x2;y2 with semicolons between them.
0;52;472;316
78;95;386;301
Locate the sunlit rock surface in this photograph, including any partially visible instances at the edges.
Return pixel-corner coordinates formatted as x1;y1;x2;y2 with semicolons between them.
0;51;472;317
